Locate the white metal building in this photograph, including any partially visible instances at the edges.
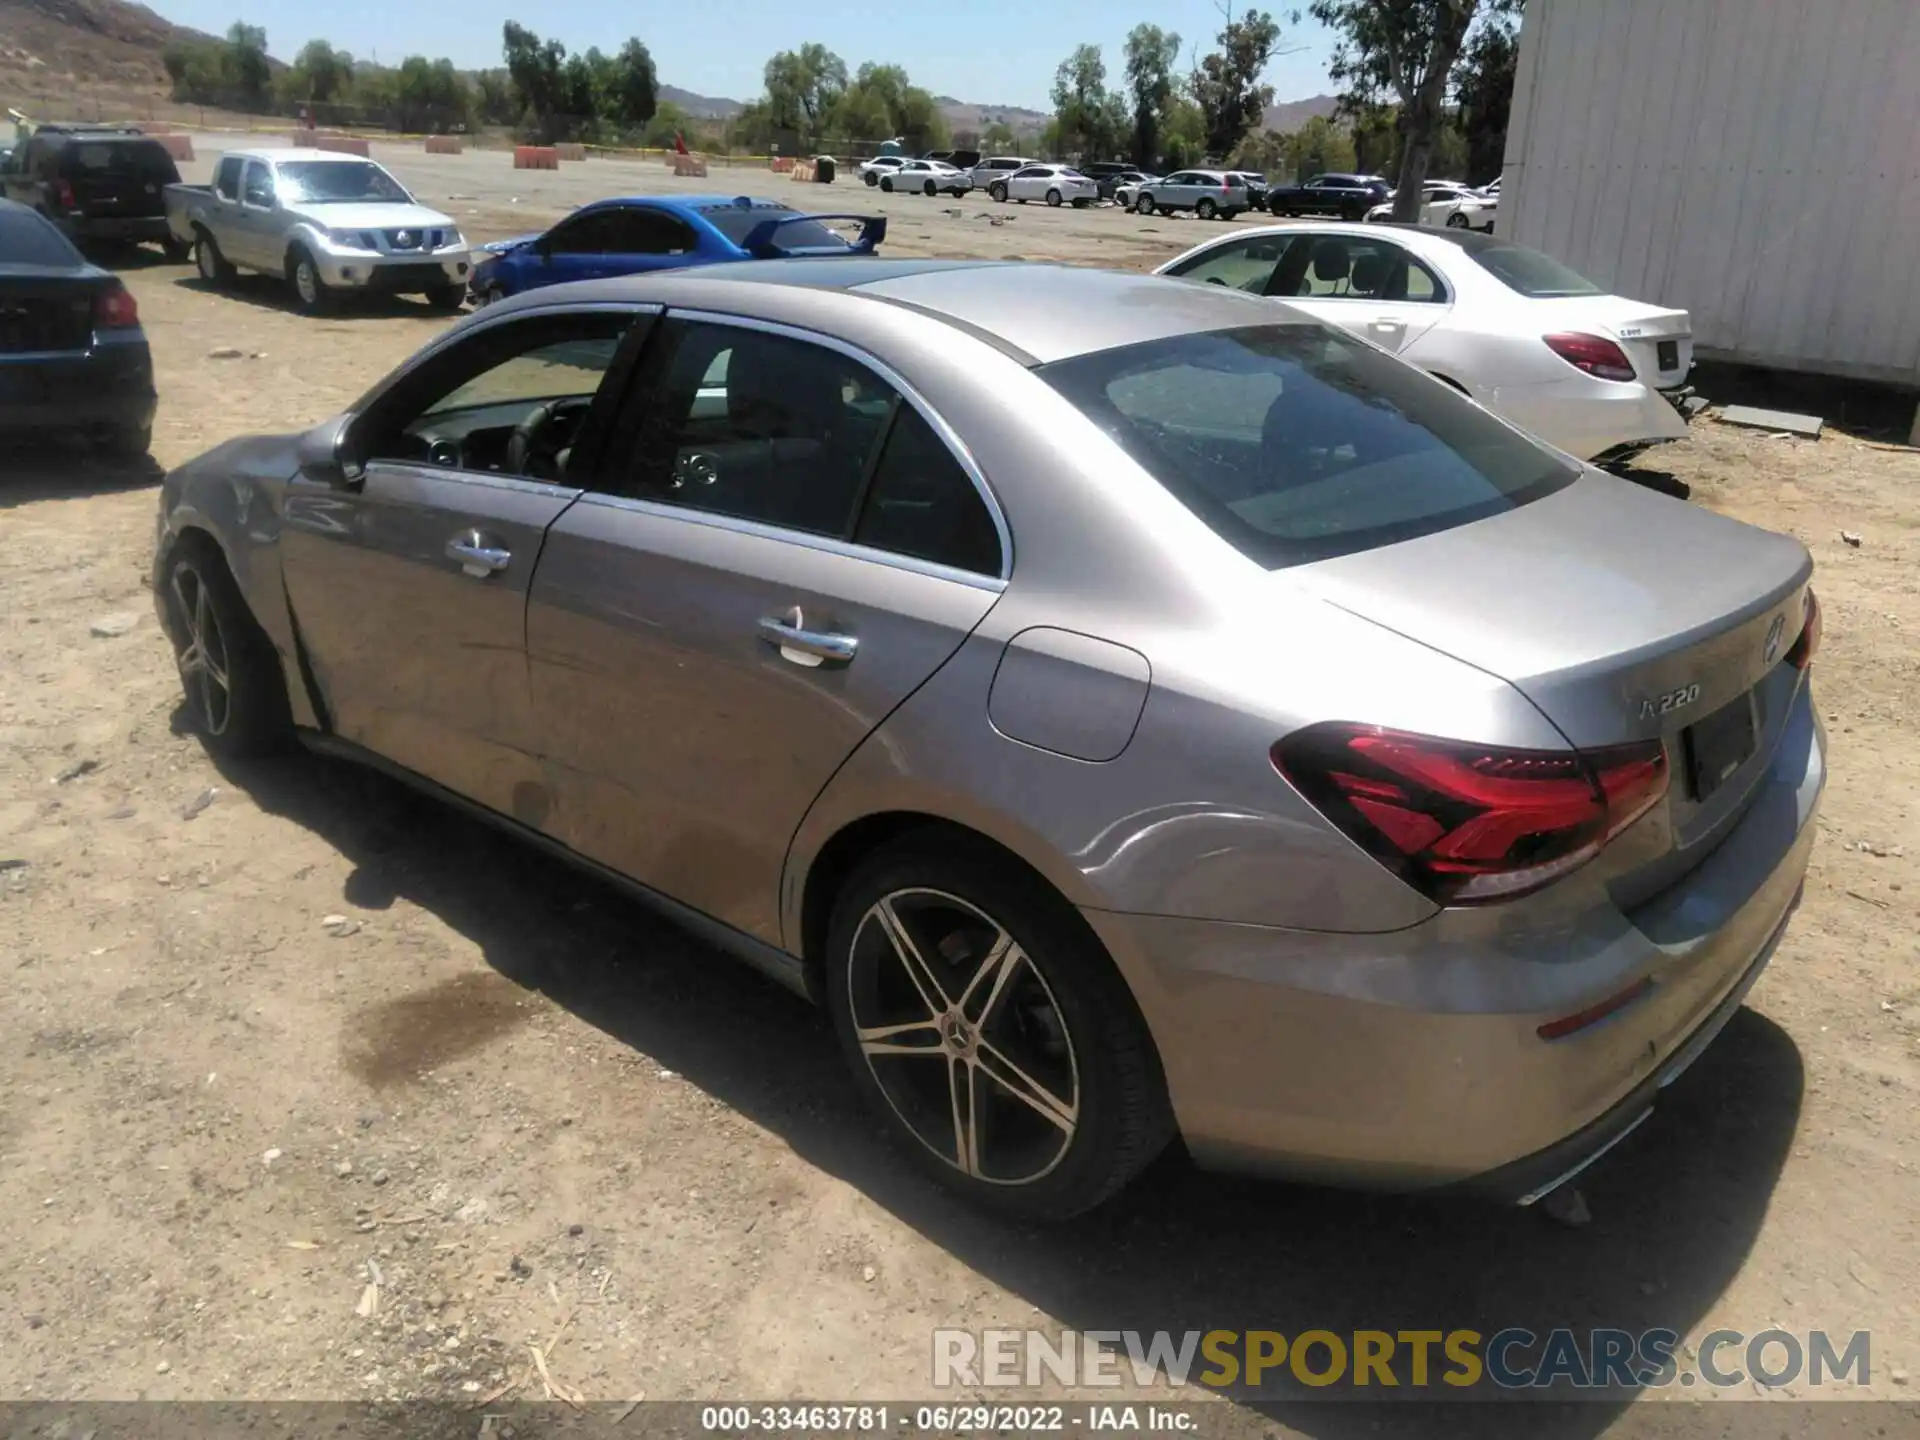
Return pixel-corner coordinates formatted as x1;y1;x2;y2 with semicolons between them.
1500;0;1920;424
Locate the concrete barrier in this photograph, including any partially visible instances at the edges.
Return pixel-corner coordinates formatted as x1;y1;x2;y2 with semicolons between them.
514;146;561;170
789;161;815;182
313;133;371;157
554;142;587;162
424;136;464;155
672;154;709;178
154;133;196;161
770;156;795;173
136;121;176;135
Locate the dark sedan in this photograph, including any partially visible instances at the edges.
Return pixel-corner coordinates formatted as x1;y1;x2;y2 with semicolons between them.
0;199;156;457
1266;172;1392;219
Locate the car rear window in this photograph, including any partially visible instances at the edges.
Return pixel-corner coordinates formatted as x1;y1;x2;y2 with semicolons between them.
0;203;84;266
700;206;846;250
1436;231;1603;297
1037;323;1577;567
66;139;179;182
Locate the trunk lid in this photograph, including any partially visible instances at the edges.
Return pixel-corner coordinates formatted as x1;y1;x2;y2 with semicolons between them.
1292;473;1812;882
0;269;100;354
1532;294;1694;390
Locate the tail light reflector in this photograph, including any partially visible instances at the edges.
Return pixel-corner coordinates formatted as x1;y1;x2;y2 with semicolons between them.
1543;331;1636;383
94;282;140;329
1273;724;1670;905
55;177;79;210
1786;589;1820;669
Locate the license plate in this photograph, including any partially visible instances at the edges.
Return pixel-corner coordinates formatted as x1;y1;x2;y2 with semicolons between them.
1683;693;1758;800
1657;340;1678;370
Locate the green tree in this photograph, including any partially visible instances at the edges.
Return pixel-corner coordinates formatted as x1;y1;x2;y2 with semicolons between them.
1122;24;1182;169
764;43;847;146
225;22;272;110
1050;43;1114;161
1284;113;1356;178
502;21;568;141
606;39;659;132
643;100;692;148
474;69;517;126
1190;7;1283;160
1454;14;1516;185
981;118;1017;151
1161;94;1207;168
1344;99;1398;174
285;39;352;105
823;62;947;150
1309;0;1518;219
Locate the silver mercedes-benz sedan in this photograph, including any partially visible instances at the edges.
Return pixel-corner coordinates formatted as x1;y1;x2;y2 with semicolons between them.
152;259;1825;1220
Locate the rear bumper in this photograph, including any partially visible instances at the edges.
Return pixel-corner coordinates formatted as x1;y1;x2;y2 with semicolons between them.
1487;372;1691;461
1081;680;1825;1194
0;341;156;437
61;214;172;245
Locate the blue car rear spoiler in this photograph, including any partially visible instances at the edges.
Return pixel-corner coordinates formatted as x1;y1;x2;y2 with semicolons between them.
741;213;887;258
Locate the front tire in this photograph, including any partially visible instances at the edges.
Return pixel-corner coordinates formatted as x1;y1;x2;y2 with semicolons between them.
425;282;466;311
989;183;1007;203
1133;194;1155;215
923;180;937;196
163;541;292;760
288;247;333;314
824;834;1174;1221
880;177;895;193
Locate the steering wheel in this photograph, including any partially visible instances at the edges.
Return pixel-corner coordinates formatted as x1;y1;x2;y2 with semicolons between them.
507;397;591;479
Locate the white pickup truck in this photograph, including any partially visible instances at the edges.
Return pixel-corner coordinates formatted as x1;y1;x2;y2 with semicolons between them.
165;148;471;313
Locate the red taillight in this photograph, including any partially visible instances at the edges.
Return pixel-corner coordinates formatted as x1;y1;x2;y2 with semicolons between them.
1273;723;1670;904
94;283;139;329
1786;589;1820;670
1543;331;1637;383
55;177;78;210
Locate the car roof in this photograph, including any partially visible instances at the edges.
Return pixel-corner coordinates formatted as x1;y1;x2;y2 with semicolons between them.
245;148;380;164
499;258;1290;365
584;194;796;217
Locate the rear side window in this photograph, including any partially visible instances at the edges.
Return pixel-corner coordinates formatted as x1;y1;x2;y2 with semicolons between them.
65;140;179;183
1037;324;1576;567
1446;234;1604;298
0;203;84;266
854;406;1002;576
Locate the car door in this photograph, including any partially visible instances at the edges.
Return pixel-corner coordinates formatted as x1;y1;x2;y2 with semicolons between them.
525;313;1007;947
230;159;279;270
527;209;628;287
1261;231;1451;354
279;305;653;817
594;206;697;276
1003;166;1042;201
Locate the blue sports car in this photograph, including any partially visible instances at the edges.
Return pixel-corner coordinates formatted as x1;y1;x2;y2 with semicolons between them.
467;194;885;304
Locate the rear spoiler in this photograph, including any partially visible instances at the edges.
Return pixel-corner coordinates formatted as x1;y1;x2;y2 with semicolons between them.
741;212;887;259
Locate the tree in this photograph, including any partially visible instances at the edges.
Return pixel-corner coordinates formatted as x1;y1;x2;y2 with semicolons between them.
225;22;271;110
1190;6;1283;160
823;62;948;150
1454;14;1516;184
1050;43;1115;161
502;21;568;141
1284;113;1356;178
1309;0;1518;219
982;118;1017;151
764;43;847;146
1122;24;1182;169
287;39;352;105
1161;94;1207;169
604;39;659;132
474;69;517;126
643;100;692;148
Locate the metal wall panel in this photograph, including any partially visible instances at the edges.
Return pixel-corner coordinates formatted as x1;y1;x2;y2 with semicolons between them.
1503;0;1920;385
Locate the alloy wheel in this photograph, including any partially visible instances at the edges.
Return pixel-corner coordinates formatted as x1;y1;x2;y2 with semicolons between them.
295;258;319;308
195;238;220;282
170;561;233;737
846;888;1079;1186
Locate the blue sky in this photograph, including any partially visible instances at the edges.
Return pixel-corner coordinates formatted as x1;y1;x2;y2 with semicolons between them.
153;0;1338;111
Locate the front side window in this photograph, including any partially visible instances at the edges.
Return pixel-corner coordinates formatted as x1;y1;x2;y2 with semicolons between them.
599;209;693;255
214;155;243;201
241;162;274;208
545;211;624;254
1037;323;1574;567
357;312;635;481
1166;236;1292;293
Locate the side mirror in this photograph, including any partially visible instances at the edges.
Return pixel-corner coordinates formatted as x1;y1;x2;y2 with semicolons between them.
295;414;359;488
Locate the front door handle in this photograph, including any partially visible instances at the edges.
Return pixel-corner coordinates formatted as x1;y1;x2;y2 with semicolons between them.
447;533;511;578
757;609;858;668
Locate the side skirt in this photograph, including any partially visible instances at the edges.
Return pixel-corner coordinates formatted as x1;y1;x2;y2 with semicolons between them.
296;730;816;1004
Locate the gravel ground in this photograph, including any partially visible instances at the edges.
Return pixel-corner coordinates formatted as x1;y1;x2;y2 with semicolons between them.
0;135;1915;1436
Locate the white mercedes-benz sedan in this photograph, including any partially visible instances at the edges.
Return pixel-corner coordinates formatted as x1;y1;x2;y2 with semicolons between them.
1156;222;1693;464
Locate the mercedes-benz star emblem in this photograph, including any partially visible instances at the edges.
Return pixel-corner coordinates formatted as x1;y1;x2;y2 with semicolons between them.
1763;613;1786;665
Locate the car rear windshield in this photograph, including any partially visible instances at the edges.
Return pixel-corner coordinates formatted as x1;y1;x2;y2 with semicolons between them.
64;139;180;182
1434;231;1603;297
1037;323;1578;567
699;207;847;251
275;161;411;204
0;203;84;266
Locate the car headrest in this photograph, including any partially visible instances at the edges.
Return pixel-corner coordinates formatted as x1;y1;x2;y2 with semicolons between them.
1350;249;1389;294
1311;241;1350;282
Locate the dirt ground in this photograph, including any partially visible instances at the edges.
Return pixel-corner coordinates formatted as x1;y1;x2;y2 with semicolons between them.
1;138;1917;1433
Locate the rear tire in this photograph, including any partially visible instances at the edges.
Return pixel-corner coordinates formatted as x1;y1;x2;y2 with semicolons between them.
101;424;151;460
1446;211;1471;229
1071;196;1089;208
1196;197;1218;220
823;832;1174;1221
1045;188;1063;207
194;229;235;286
163;539;293;760
162;236;191;264
864;171;879;187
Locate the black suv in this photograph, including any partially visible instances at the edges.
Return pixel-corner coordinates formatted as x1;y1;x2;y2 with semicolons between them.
1;125;186;258
1265;173;1393;220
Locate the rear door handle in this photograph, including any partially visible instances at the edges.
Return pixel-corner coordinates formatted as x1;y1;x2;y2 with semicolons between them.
446;532;512;578
757;610;858;668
